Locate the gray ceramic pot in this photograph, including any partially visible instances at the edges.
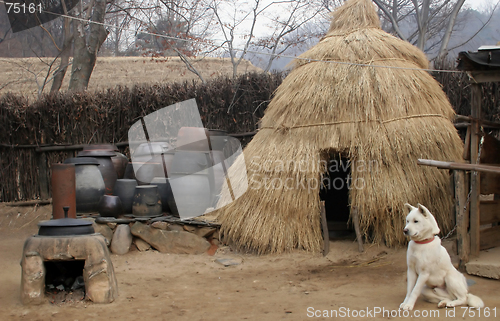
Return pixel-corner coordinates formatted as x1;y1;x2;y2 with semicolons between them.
64;158;105;213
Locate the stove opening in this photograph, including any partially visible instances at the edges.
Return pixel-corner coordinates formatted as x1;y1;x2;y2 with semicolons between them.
44;260;86;303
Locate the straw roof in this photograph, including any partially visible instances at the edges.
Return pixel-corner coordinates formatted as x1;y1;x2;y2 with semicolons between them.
215;0;463;254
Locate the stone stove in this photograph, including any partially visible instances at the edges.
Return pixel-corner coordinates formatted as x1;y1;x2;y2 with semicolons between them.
21;233;118;305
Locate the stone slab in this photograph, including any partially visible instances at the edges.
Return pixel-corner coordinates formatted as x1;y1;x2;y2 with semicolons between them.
466;246;500;279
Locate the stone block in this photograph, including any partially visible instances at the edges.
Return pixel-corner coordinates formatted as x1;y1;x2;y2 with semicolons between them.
196;227;216;238
167;224;184;232
110;224;132;255
92;223;114;246
133;237;151;252
131;222;210;254
151;221;168;230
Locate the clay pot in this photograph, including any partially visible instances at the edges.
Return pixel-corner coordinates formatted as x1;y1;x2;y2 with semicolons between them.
51;163;77;219
77;150;117;195
131;142;174;184
111;152;129;179
132;186;162;217
208;129;228;151
176;127;210;151
131;142;172;162
151;177;173;213
123;162;136;180
82;144;128;179
98;195;124;217
113;179;138;214
168;151;212;219
64;157;105;213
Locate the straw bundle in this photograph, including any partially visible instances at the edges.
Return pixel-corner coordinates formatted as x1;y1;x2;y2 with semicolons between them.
215;0;463;254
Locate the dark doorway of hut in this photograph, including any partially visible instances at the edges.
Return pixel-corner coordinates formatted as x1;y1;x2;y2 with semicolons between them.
320;154;356;241
44;260;86;304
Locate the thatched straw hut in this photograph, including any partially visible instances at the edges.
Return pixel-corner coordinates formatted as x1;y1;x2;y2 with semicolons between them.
215;0;463;254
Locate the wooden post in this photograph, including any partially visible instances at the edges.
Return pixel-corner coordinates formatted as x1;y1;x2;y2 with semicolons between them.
320;201;329;256
351;207;364;252
37;152;50;200
454;170;469;270
470;83;482;257
463;125;471;161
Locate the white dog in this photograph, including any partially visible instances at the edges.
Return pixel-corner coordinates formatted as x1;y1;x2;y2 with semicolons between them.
400;203;484;311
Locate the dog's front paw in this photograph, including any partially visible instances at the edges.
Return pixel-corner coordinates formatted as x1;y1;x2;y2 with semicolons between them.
437;300;450;308
399;303;413;311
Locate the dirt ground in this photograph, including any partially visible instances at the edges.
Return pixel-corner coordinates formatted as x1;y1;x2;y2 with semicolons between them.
1;204;499;321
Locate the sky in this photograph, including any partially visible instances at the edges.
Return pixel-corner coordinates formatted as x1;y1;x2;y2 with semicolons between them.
466;0;498;10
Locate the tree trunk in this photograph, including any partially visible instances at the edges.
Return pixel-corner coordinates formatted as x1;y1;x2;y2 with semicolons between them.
50;16;73;93
436;0;465;61
68;0;109;91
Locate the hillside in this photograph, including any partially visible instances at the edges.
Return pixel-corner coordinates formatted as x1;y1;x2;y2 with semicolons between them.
0;56;263;99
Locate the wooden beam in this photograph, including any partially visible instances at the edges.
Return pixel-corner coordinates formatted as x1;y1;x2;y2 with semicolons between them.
454;170;469;271
417;159;500;174
470;83;482;257
455;115;500;129
6;199;52;207
463;125;471;161
469;70;500;84
320;201;329;256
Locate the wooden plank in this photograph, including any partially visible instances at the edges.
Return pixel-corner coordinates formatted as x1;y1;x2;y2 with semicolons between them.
463;125;471;160
470;83;482;257
455;170;470;270
320;201;329;256
480;225;500;250
351;207;364;253
480;201;500;225
417;159;500;174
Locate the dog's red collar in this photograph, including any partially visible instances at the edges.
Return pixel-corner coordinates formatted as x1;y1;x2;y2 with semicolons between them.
414;237;435;244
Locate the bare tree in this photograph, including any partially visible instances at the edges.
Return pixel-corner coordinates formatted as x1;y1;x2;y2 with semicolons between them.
68;0;109;91
253;0;324;72
372;0;471;59
209;0;328;76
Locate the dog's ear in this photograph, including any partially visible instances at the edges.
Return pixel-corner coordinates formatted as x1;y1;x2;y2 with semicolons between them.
404;203;416;213
417;203;429;217
417;203;441;235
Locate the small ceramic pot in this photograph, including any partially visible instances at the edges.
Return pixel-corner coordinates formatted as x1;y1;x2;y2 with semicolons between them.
98;195;124;218
132;185;162;217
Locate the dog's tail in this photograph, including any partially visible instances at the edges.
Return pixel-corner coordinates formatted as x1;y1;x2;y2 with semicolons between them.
467;293;484;308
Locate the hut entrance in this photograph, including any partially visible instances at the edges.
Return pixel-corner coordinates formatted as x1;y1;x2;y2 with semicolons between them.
320;154;354;239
